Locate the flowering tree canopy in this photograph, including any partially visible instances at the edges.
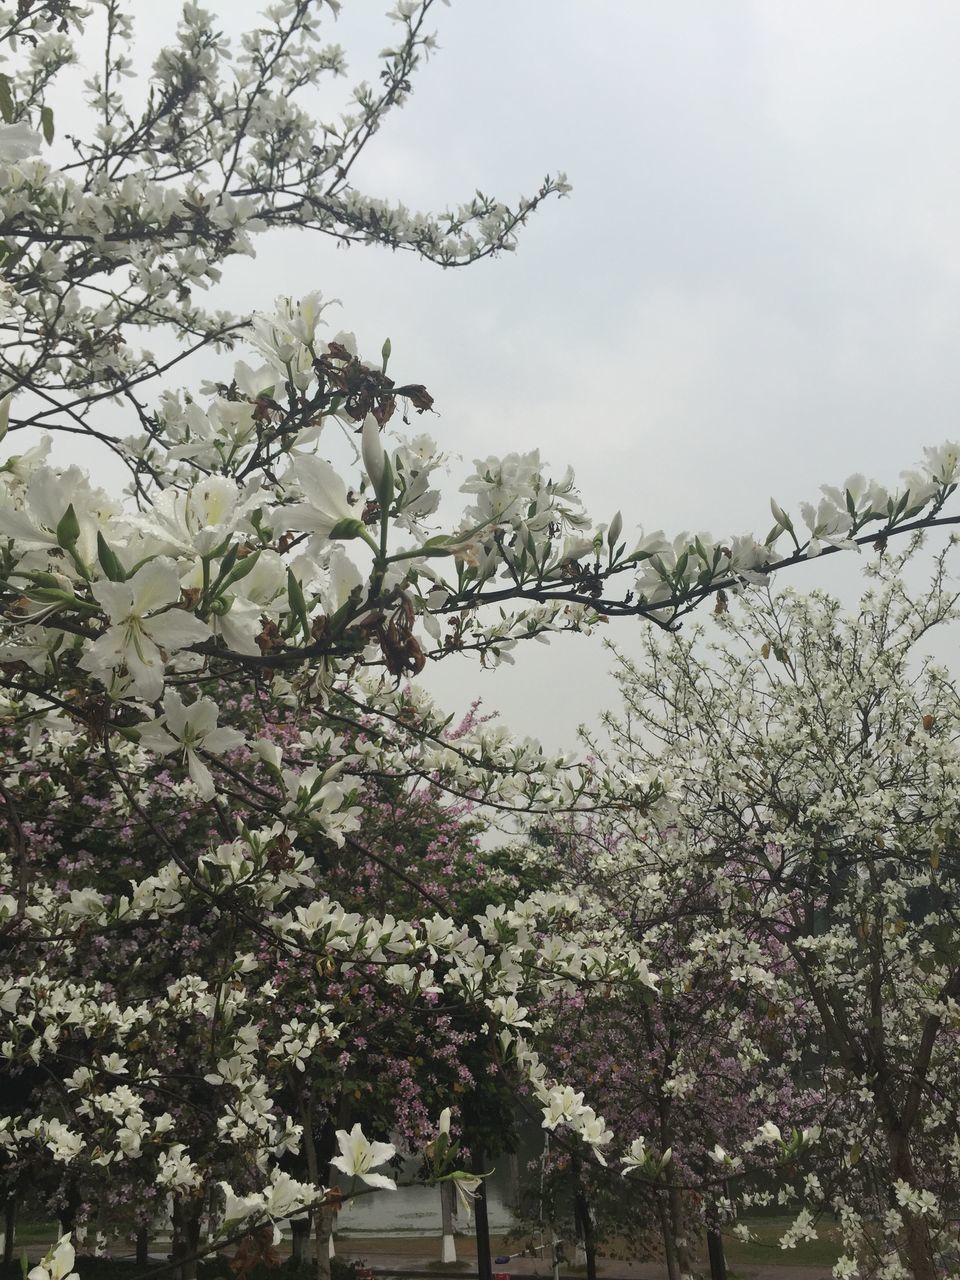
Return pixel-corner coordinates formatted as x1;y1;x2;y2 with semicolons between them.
2;6;960;1280
572;540;960;1280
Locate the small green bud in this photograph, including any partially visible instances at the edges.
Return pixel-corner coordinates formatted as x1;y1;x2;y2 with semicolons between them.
328;518;366;541
56;503;81;549
97;531;126;582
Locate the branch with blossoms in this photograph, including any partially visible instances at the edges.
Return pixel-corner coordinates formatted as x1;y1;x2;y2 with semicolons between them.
0;0;569;431
2;306;959;727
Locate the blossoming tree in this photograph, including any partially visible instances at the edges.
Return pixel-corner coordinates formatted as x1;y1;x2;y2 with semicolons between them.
0;687;520;1272
2;5;960;1280
581;541;960;1280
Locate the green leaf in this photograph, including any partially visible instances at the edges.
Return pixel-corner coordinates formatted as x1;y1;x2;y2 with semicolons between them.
97;531;126;582
286;568;310;638
40;105;54;145
0;76;13;124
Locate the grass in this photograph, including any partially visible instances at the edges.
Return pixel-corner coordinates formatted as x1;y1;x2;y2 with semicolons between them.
721;1217;842;1268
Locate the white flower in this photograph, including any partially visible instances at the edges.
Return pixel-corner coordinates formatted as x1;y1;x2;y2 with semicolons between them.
220;1182;262;1227
137;690;245;799
78;559;211;701
708;1143;742;1169
283;455;364;538
28;1235;77;1280
156;1143;201;1189
261;1169;319;1221
0;121;43;163
330;1123;396;1189
620;1137;649;1177
209;549;286;656
922;441;960;486
0;464;119;565
44;1120;84;1164
125;475;257;559
540;1085;586;1131
756;1121;782;1145
62;887;107;920
487;994;531;1028
576;1109;614;1157
448;1171;483;1217
833;1255;859;1279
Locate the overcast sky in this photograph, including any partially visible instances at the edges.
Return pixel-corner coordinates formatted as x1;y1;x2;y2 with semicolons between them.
43;2;960;748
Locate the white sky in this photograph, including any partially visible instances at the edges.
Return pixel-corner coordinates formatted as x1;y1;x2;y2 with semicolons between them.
35;1;960;749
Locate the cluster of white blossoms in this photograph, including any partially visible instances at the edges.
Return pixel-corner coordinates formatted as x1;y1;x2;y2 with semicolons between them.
3;6;960;1278
563;544;960;1279
2;301;958;716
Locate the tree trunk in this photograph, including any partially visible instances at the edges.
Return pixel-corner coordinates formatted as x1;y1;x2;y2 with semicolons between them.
899;1213;937;1280
136;1226;149;1268
172;1197;203;1280
669;1182;695;1277
441;1181;457;1264
292;1217;313;1265
2;1195;16;1267
58;1177;81;1239
473;1149;493;1280
314;1203;334;1280
507;1152;521;1214
656;1196;681;1280
886;1130;937;1280
655;1192;686;1280
574;1176;597;1280
706;1223;727;1280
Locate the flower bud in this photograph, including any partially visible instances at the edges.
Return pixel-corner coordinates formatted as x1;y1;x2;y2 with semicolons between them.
769;497;792;531
56;503;81;549
607;510;623;551
361;413;394;508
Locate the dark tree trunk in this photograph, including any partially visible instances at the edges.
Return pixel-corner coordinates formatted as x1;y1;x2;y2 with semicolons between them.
706;1223;727;1280
574;1175;597;1280
473;1149;492;1280
292;1217;311;1265
59;1178;81;1239
3;1195;17;1267
171;1198;202;1280
657;1196;681;1280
